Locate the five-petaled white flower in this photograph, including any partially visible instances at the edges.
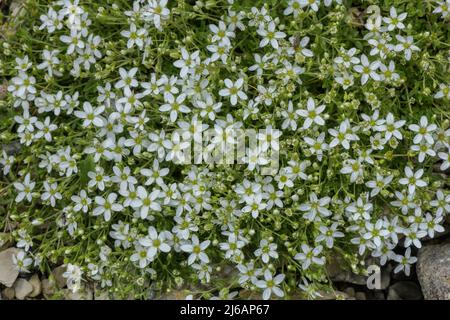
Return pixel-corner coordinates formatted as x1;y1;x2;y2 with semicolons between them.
399;166;427;195
93;193;123;222
181;235;211;265
297;98;326;129
219;78;247;106
256;270;285;300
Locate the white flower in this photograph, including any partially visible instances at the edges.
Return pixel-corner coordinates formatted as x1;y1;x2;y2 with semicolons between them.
219;233;245;260
173;47;200;78
35;117;57;142
390;191;416;215
111;166;137;191
15;56;31;72
363;220;389;248
383;7;407;31
438;150;450;171
93;193;123;222
408;116;437;145
242;193;266;218
365;174;393;197
315;223;344;248
140;159;169;187
14;109;37;133
299;192;331;221
209;21;235;46
328;119;359;149
121;23;146;49
346;196;373;221
294;244;325;270
207;42;230;64
353;54;380;85
281;100;299;130
63;263;83;293
374;112;405;141
284;0;302;17
257;21;286;49
297;98;326;129
249;53;271;76
398;166;427;195
219;78;247;106
139;226;171;259
133;186;161;219
0;151;15;175
403;225;426;249
299;0;320;12
13;250;33;273
142;0;170;31
74;102;104;127
60;28;84;55
14;173;35;203
71;189;91;213
243;148;269;172
41;181;62;207
159;93;191;122
433;0;450;18
274;168;294;189
254;239;278;263
115;67;139;95
256;270;285;300
379;61;399;82
411;142;436;163
395;35;420;61
130;245;153;268
419;213;445;238
196;93;222;121
304;132;328;161
237;262;261;285
340;159;364;183
430;189;450;216
181;235;211;265
335;73;354;90
434;83;450;99
39;8;63;33
163;132;190;163
334;47;359;68
9;72;36;99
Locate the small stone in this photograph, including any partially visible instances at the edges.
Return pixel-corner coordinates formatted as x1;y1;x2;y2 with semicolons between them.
387;282;422;300
0;233;12;251
14;278;33;300
158;289;190;300
64;286;93;300
2;287;15;300
379;266;391;290
417;242;450;300
1;141;22;156
0;248;20;287
29;274;42;298
373;291;385;300
343;287;355;297
317;290;350;300
51;265;67;288
355;292;366;300
326;255;367;285
41;278;56;298
94;290;110;300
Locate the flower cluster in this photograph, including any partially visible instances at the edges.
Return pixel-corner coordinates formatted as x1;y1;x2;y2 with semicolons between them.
0;0;448;300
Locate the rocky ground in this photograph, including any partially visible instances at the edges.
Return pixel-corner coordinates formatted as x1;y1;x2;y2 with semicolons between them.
1;225;450;300
0;0;449;301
